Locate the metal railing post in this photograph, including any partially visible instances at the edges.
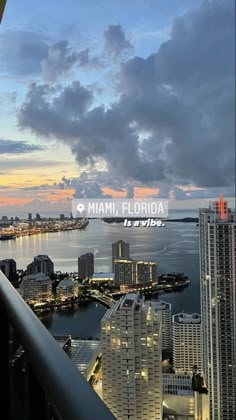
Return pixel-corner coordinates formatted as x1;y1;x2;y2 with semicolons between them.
0;271;115;420
0;305;10;419
24;358;51;420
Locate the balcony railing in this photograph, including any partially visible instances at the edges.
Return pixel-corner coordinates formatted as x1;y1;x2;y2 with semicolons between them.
0;270;115;420
0;0;7;24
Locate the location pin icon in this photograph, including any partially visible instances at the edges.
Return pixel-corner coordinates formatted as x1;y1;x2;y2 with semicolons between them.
77;203;85;213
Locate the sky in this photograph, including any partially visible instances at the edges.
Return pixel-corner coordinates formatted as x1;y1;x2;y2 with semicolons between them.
0;0;235;213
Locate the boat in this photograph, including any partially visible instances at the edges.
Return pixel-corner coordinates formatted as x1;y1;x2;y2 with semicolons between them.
0;234;16;240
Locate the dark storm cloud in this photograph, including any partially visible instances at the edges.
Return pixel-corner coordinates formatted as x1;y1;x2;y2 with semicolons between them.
18;0;235;194
58;174;117;198
0;139;43;154
104;24;133;56
18;82;93;137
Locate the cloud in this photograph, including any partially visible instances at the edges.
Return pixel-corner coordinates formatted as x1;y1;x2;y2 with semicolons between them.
0;31;100;81
0;31;48;75
58;173;113;198
18;0;235;197
0;139;43;154
41;40;79;83
41;41;101;83
20;184;55;191
0;157;69;171
76;48;101;68
18;81;93;136
104;24;133;56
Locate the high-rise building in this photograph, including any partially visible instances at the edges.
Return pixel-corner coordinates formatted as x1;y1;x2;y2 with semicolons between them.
28;213;32;221
27;255;54;276
78;253;94;280
199;196;236;419
152;300;172;352
162;373;195;419
0;259;17;281
114;259;157;288
101;293;162;420
113;259;136;287
36;213;41;221
112;240;130;271
20;273;53;304
173;313;202;374
136;260;157;284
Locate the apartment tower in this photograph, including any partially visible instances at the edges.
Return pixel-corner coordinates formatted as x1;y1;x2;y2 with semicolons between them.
199;195;236;419
102;293;162;419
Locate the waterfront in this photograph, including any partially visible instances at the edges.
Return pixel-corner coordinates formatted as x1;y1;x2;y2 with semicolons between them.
0;210;200;336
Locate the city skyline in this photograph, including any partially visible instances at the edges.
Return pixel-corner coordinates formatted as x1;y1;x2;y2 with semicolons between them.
0;0;235;212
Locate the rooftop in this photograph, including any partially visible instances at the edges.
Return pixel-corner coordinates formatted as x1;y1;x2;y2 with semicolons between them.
57;278;77;288
24;273;50;281
120;293;142;309
54;335;71;349
70;340;101;377
151;300;171;310
34;255;52;260
173;313;201;324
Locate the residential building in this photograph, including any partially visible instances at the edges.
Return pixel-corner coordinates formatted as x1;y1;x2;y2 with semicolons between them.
152;300;172;351
101;293;162;420
27;255;54;276
162;373;209;419
78;253;94;280
163;373;193;396
199;195;236;419
112;240;130;271
114;259;157;288
0;259;17;281
56;278;79;301
91;273;114;283
113;259;136;287
20;273;53;304
173;313;202;374
135;260;157;284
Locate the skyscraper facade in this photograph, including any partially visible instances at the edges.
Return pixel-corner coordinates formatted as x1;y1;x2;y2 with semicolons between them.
113;259;136;287
114;259;157;288
78;253;94;280
199;196;236;419
135;260;157;284
0;258;17;281
20;273;53;304
102;293;162;420
112;240;130;271
152;300;172;352
27;255;54;276
173;313;202;374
